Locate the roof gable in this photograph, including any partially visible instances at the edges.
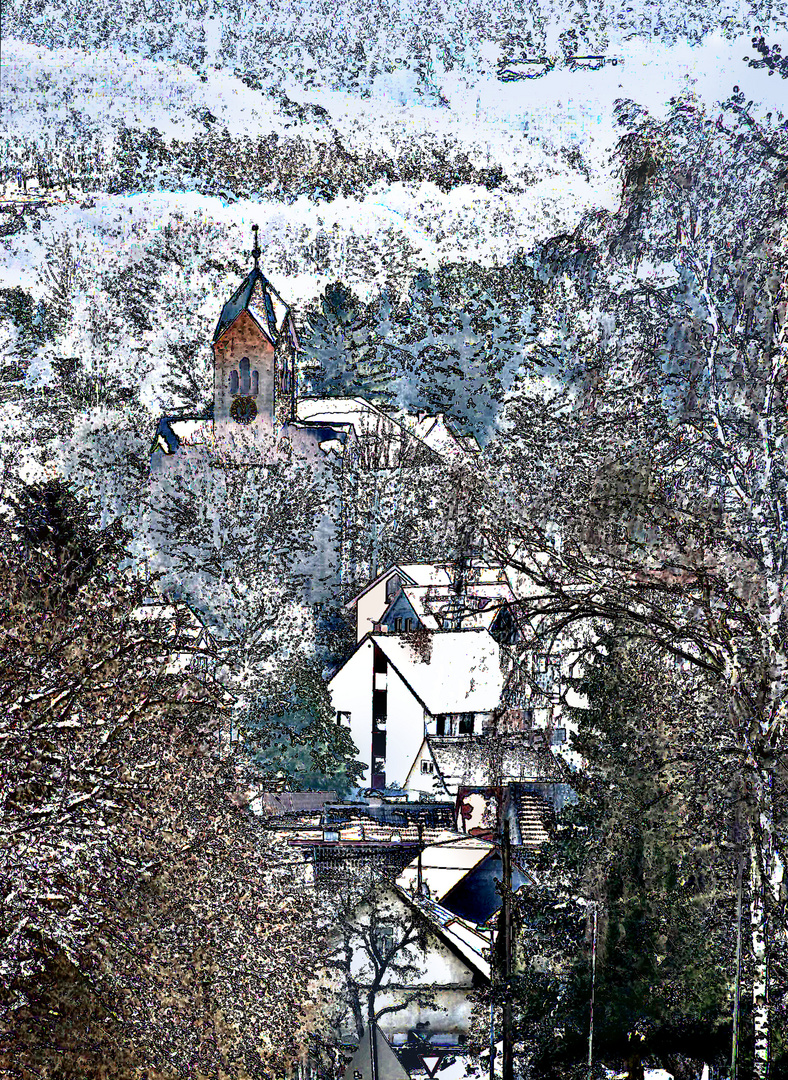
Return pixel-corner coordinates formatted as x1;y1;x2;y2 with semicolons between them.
373;631;504;714
213;267;295;346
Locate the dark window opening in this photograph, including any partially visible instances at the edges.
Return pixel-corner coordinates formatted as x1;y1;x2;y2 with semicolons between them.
251;369;259;395
458;714;474;735
229;370;239;395
435;715;446;736
394;617;403;632
373;645;387;674
240;356;251;395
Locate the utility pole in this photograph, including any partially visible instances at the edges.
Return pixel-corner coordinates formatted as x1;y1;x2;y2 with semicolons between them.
502;818;514;1080
417;816;425;898
588;901;598;1080
368;1012;378;1080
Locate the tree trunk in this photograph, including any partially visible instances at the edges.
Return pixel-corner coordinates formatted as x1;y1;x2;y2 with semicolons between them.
626;1042;644;1080
750;824;770;1080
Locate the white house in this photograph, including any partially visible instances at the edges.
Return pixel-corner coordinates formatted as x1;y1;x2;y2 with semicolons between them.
327;630;506;791
344;562;513;643
334;878;490;1046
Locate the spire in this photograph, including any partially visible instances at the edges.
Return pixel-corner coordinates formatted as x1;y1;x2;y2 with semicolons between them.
251;224;261;269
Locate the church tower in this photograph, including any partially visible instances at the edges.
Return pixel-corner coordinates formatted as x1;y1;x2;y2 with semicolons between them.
212;227;298;432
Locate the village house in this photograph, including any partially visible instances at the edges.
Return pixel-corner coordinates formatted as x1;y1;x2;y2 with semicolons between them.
332;875;491;1050
327;630;506;791
343;562;515;644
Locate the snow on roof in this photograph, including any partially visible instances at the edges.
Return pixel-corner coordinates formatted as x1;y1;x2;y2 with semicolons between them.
342;563;453;610
426;735;563;794
153;416;213;454
397;835;494;900
396;890;492;979
372;630;505;715
398;412;480;459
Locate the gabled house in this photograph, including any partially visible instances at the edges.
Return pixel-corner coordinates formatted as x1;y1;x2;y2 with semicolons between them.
396;835;533;927
332;878;490;1047
344;563;513;643
327;630;506;791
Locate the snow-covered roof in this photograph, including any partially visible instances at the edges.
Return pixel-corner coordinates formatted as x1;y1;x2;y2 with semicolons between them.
153;415;213;454
399;412;481;459
396;835;494;900
397;889;492;979
344;561;506;611
213;266;295;346
372;630;504;714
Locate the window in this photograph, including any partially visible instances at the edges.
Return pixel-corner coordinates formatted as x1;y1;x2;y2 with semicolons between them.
404;618;414;631
420;760;434;775
336;711;351;726
251;370;259;395
385;574;401;601
551;727;567;745
239;356;251;394
229;370;239;395
458;714;474;735
435;715;446;736
394;617;403;632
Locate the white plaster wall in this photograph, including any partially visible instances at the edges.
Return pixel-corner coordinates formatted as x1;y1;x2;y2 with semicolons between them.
355;577;393;642
375;989;475;1038
328;639;375;786
385;662;427;788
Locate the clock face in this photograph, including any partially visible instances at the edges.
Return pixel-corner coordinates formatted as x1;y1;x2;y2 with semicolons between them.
230;395;258;425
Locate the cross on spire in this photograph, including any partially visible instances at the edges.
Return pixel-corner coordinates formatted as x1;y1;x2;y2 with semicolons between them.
251;224;261;269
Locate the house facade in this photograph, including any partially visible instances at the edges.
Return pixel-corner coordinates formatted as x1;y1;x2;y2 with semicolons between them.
327;631;505;791
334;880;490;1046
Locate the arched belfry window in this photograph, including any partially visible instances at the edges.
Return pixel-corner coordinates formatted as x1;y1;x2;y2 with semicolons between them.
240;357;251;395
229;370;239;395
251;370;259;396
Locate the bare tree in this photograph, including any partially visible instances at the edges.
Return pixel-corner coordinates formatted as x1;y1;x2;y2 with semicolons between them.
483;95;788;1076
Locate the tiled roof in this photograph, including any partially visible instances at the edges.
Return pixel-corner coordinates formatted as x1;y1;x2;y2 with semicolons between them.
293;817;459;845
213;266;295;345
427;735;563;794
